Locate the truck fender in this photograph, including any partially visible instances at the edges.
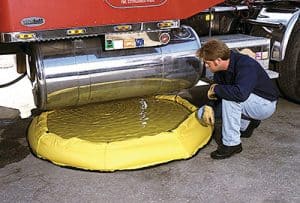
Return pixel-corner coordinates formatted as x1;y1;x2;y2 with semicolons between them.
271;9;300;61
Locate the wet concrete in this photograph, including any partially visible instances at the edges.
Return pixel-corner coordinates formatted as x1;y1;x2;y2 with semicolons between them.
0;113;32;168
0;94;299;202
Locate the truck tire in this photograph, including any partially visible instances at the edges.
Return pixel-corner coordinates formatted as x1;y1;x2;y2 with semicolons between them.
277;20;300;103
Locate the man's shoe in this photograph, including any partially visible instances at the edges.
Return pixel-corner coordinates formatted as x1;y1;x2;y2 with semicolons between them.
210;144;242;159
240;119;261;138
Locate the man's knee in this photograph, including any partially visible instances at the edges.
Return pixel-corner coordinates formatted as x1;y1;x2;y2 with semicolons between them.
221;99;242;112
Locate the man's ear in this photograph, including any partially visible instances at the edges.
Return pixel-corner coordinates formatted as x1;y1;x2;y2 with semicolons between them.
214;58;222;66
216;58;222;63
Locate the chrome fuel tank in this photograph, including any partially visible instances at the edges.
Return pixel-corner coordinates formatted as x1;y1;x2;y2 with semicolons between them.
30;26;202;110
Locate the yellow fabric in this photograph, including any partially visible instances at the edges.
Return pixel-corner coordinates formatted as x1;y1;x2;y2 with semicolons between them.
28;95;213;171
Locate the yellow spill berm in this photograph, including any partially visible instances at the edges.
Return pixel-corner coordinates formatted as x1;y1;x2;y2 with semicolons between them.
28;95;213;171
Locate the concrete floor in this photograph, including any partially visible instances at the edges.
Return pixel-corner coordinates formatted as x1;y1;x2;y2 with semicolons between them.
0;95;299;202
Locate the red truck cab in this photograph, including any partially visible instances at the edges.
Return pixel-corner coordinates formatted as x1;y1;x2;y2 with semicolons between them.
0;0;223;42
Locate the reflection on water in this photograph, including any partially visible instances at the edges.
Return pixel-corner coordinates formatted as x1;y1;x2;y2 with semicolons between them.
139;98;149;128
47;96;191;142
46;78;192;110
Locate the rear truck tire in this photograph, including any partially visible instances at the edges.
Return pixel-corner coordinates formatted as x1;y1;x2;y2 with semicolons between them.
277;20;300;103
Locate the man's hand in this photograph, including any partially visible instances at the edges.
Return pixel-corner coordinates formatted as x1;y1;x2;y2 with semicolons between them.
208;84;218;100
200;105;215;126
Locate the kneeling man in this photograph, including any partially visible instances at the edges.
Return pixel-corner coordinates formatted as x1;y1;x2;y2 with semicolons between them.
196;39;279;159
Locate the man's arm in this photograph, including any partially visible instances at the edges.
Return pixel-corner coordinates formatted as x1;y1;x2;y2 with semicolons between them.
214;59;258;102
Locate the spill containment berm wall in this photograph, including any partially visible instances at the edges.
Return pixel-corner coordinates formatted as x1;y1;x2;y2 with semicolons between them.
28;95;212;171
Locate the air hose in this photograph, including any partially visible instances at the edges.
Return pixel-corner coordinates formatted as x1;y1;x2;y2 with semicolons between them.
0;73;26;88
